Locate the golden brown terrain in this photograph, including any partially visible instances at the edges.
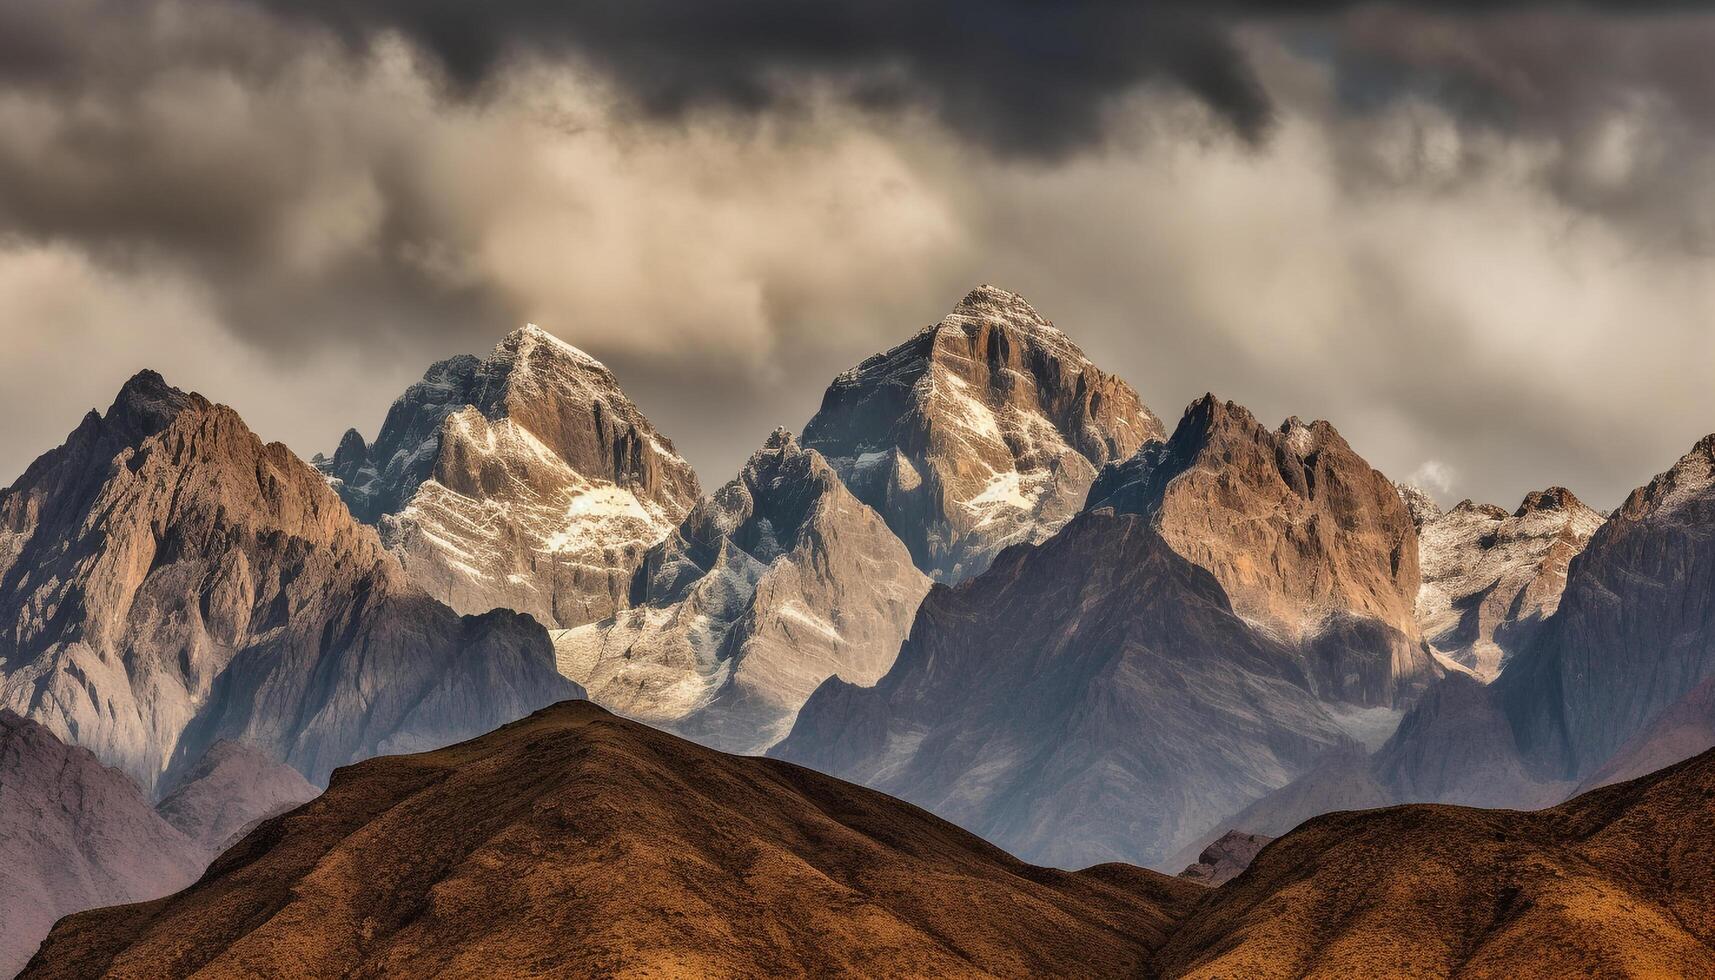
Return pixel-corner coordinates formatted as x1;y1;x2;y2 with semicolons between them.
1158;747;1715;978
24;699;1715;979
23;700;1200;978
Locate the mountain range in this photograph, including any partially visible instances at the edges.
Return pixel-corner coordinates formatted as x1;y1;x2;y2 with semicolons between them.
3;284;1712;975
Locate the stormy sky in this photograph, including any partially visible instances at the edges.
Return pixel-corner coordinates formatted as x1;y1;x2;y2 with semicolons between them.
1;0;1712;509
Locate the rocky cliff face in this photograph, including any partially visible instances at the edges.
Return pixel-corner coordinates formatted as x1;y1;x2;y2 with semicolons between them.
0;372;580;793
1408;486;1604;680
317;325;700;628
801;285;1163;583
155;739;319;851
772;508;1356;870
24;701;1201;979
0;711;207;978
1090;395;1437;708
1195;439;1715;845
556;429;930;753
1576;675;1715;793
1498;434;1715;781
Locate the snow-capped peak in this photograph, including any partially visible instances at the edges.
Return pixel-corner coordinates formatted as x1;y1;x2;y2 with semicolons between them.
500;323;608;372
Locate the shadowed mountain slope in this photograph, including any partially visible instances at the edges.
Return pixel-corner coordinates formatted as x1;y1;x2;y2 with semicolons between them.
773;508;1354;869
0;712;206;978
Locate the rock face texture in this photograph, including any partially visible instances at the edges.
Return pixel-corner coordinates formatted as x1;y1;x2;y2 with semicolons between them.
1577;675;1715;793
801;285;1162;583
0;372;580;792
1408;487;1604;680
24;701;1202;979
1496;435;1715;783
556;429;930;754
1177;831;1272;887
1194;438;1715;850
317;325;700;628
1089;395;1438;708
773;508;1356;870
1155;747;1715;979
154;740;319;851
0;711;206;978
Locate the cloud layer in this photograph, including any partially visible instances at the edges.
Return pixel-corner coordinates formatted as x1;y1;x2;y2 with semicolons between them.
0;0;1711;511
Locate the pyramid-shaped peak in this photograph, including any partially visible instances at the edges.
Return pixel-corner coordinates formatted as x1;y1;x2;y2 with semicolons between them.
496;323;607;371
957;283;1037;312
106;369;204;432
947;284;1063;334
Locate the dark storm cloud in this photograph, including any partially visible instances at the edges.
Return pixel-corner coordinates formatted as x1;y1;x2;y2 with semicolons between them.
248;0;1279;154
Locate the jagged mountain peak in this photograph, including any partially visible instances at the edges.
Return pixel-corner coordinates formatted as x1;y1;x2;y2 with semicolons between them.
1517;485;1585;517
334;426;367;456
1619;432;1715;520
1394;482;1443;528
491;321;612;380
111;368;201;422
802;287;1162;581
0;371;577;793
942;283;1065;343
320;322;699;628
1170;395;1351;461
1415;484;1606;680
1084;391;1432;704
1449;499;1508;518
557;422;929;753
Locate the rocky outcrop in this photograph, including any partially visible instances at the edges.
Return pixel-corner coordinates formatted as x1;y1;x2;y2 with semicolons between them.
1409;487;1604;680
0;711;207;978
801;285;1162;583
772;508;1356;870
1090;395;1438;708
1155;746;1715;978
1178;831;1273;887
0;371;580;792
155;739;319;851
556;429;930;753
317;325;700;628
1498;434;1715;782
24;701;1202;979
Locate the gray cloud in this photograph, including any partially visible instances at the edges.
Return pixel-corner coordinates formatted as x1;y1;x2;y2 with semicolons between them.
246;0;1276;154
0;0;1712;514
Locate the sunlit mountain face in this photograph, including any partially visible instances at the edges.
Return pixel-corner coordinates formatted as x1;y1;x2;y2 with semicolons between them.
3;3;1714;977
